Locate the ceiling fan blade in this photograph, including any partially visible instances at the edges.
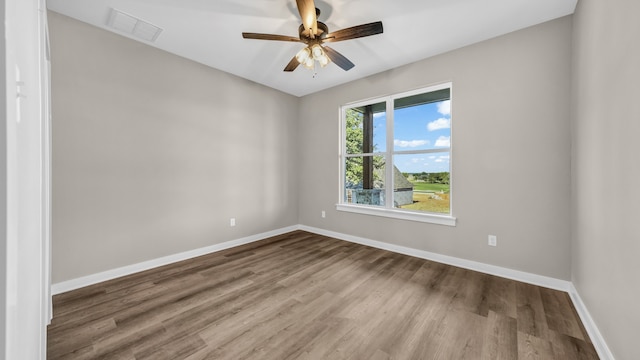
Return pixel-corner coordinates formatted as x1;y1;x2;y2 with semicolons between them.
296;0;317;37
242;33;302;42
324;21;383;43
284;56;301;72
323;46;355;71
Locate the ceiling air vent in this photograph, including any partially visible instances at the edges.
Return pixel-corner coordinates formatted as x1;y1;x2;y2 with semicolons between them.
107;8;163;42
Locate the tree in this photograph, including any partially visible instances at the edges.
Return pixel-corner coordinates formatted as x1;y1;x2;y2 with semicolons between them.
344;108;384;188
414;171;449;185
345;109;364;187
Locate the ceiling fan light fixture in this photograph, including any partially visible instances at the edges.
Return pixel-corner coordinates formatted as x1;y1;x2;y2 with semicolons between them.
311;44;324;60
304;57;315;69
318;54;329;67
295;47;311;64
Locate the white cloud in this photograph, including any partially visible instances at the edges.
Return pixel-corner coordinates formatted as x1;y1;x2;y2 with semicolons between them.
427;118;451;131
435;136;450;147
410;157;425;163
429;155;437;160
373;112;386;118
435;158;445;163
394;139;429;148
437;100;451;115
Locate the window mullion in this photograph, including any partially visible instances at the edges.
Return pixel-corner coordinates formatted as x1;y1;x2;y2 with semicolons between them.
393;148;451;156
386;98;394;209
339;107;347;203
344;153;385;158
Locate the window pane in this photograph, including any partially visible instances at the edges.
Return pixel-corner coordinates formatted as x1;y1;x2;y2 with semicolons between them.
345;101;386;154
393;153;450;214
344;155;386;206
394;92;450;152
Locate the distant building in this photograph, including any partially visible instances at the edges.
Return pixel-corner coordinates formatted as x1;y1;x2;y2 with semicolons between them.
392;166;414;206
350;166;414;207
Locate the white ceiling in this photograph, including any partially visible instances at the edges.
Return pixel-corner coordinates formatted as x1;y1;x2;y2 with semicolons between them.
47;0;577;97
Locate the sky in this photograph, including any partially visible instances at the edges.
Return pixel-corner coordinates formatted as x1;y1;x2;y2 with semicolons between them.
371;100;451;173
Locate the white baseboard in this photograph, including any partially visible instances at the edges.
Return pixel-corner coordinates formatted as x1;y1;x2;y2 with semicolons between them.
568;284;615;360
299;225;571;292
51;225;299;295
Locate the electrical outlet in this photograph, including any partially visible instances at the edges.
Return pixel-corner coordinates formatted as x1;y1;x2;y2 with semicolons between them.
321;210;326;218
230;218;236;227
488;235;497;246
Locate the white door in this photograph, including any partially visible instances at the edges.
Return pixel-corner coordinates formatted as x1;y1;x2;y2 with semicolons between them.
3;0;51;359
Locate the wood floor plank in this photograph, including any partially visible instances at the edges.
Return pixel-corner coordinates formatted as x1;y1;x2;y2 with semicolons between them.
549;330;600;360
516;282;551;339
48;230;598;360
432;308;486;359
481;310;518;360
480;275;518;318
518;331;555;360
48;281;172;334
134;333;206;360
539;286;588;340
290;318;357;360
47;317;116;357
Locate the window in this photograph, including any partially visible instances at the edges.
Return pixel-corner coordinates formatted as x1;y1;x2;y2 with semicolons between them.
338;83;455;226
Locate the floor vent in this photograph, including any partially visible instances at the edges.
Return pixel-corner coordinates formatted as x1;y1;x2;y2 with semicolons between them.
106;8;163;42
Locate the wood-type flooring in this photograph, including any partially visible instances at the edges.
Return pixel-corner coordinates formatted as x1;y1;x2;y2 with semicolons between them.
48;230;598;359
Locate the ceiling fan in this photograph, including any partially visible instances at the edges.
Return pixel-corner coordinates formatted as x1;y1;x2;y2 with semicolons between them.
242;0;383;72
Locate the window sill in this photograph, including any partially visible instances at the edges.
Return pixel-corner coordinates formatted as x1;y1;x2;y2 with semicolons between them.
335;204;457;226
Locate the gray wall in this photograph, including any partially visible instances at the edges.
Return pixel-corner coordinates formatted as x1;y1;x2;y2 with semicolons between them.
50;13;575;283
49;12;299;283
571;1;640;359
298;17;573;280
0;1;7;354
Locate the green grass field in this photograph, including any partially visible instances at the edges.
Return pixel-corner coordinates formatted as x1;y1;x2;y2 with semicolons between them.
398;181;451;213
410;182;450;193
400;193;450;213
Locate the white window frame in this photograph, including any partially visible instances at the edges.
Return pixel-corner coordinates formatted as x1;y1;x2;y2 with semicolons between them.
337;82;456;226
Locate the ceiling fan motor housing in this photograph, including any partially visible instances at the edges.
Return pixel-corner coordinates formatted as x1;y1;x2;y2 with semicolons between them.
299;21;329;42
